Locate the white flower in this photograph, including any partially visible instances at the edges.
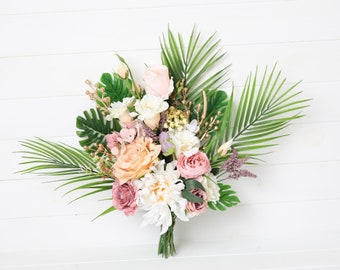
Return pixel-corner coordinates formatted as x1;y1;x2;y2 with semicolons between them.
134;94;169;129
106;97;135;124
169;129;200;158
184;119;199;134
135;160;188;234
217;139;233;156
200;173;220;203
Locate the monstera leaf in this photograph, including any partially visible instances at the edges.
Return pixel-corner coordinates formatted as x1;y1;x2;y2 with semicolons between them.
98;72;133;103
76;108;119;149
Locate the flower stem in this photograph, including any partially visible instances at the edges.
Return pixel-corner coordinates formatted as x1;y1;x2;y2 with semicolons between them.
158;214;176;258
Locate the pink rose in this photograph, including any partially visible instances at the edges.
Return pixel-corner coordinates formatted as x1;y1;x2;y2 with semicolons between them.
112;181;138;216
177;151;211;179
144;65;173;99
186;189;207;217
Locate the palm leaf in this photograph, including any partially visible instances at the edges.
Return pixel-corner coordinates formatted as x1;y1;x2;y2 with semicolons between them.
230;65;310;159
160;26;230;104
17;138;112;200
76;108;119;150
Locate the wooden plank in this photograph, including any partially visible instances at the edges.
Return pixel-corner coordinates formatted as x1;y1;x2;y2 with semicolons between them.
1;236;340;269
0;199;339;252
1;40;340;100
0;0;270;15
0;0;339;57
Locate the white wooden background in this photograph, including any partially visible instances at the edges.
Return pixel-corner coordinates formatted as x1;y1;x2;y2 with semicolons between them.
1;0;339;269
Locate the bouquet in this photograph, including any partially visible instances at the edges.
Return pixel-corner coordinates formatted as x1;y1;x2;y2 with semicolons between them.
18;27;309;258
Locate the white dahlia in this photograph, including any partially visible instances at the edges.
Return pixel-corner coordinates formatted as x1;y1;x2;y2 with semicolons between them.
135;161;188;234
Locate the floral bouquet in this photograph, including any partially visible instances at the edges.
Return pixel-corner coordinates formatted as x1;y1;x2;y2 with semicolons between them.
18;27;309;258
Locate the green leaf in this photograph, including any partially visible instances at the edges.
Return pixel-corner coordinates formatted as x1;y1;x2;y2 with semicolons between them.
76;108;119;150
229;65;310;160
16;138;110;204
160;26;230;104
184;179;205;191
92;206;116;221
98;72;133;103
208;183;240;211
181;189;204;203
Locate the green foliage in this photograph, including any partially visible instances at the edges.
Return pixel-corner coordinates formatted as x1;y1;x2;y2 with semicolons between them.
17;138;113;203
230;65;310;159
76;108;119;150
208;183;240;211
199;89;231;157
160;26;230;104
18;138;97;175
181;179;205;203
92;206;116;221
98;72;133;103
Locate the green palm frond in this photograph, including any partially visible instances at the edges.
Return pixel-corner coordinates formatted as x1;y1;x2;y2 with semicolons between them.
230;65;310;159
17;138;112;199
76;108;119;150
160;26;230;103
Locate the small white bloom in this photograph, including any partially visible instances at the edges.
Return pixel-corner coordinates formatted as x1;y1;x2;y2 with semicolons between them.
134;94;169;129
200;174;220;203
217;139;233;156
184;119;199;134
106;97;135;123
136;160;188;234
169;129;200;158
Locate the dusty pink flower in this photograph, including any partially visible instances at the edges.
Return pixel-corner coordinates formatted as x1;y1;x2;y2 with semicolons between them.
105;132;123;155
120;126;137;143
144;65;173;99
186;189;207;217
177;151;211;179
112;180;138;216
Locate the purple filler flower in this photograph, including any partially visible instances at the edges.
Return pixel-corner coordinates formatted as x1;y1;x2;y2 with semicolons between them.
159;131;174;156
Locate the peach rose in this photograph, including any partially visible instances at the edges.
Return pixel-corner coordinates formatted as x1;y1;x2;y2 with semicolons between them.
144;65;173;99
177;151;211;179
113;137;161;184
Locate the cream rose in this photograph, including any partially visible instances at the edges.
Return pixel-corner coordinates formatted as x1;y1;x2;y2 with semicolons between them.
113;137;161;184
134;94;169;129
144;65;174;99
169;129;200;158
106;97;135;124
198;174;220;203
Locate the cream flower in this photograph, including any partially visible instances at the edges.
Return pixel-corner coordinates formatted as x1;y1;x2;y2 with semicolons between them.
106;97;135;124
135;161;189;234
134;94;169;129
199;173;220;203
169;129;200;158
217;139;233;156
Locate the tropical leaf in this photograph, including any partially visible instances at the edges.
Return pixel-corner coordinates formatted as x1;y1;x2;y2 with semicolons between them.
98;71;133;103
208;183;240;211
160;26;230;104
198;89;230;157
92;206;116;221
76;108;119;150
229;65;310;159
17;138;111;199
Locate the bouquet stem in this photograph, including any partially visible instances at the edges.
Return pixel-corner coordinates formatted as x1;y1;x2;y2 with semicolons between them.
158;214;176;258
